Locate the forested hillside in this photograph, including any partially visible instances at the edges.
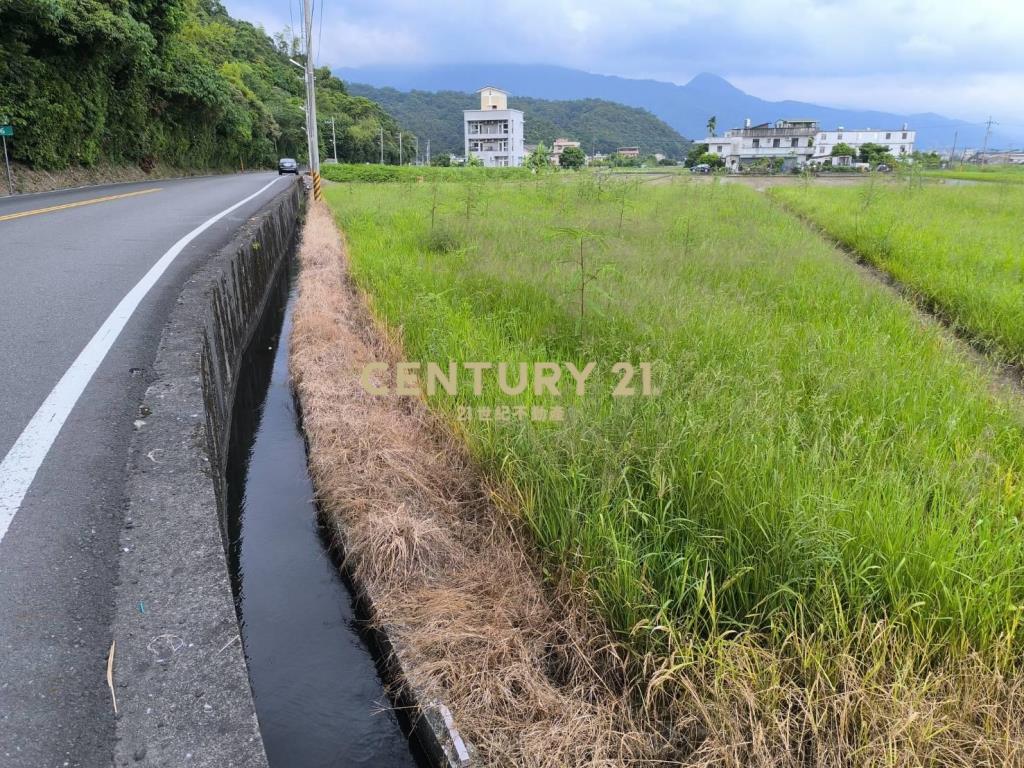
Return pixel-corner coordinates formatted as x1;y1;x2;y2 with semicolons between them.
0;0;407;170
348;84;691;158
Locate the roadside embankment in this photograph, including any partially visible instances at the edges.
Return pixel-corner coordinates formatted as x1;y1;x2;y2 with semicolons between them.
1;161;252;196
110;180;302;767
289;201;667;766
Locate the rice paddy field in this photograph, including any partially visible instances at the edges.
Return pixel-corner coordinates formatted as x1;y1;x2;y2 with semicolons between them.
772;180;1024;365
926;166;1024;184
324;175;1024;763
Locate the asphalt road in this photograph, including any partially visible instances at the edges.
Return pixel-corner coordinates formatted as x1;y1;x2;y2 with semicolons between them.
0;172;292;767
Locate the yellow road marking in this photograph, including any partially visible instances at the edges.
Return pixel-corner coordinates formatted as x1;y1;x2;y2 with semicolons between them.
0;187;162;222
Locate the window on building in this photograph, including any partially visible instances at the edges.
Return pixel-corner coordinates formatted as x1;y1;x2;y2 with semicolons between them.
773;138;780;148
807;138;813;147
902;132;908;139
886;132;892;139
838;133;843;140
791;138;799;147
717;145;724;153
753;139;760;148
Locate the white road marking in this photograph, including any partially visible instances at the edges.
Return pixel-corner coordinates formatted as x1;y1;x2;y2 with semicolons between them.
0;176;283;544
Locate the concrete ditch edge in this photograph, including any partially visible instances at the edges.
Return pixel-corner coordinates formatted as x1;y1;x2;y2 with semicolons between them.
320;515;474;768
111;180;303;767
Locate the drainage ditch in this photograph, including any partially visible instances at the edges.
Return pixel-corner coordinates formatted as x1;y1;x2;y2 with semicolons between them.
225;259;427;768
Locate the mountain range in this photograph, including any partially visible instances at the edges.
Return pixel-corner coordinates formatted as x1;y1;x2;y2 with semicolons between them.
346;84;691;158
336;64;1020;151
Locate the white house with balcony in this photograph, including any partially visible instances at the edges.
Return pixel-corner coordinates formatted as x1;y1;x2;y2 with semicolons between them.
812;126;916;163
703;118;917;170
463;86;525;167
702;119;819;171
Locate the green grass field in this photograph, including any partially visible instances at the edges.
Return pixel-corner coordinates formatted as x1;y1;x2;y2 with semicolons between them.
772;181;1024;365
324;176;1024;759
925;166;1024;184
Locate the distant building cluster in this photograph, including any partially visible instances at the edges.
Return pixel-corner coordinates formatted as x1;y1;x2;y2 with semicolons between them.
460;87;934;172
463;87;654;168
703;118;917;171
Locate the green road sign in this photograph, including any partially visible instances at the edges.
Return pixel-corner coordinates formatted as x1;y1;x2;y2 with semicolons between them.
0;126;12;137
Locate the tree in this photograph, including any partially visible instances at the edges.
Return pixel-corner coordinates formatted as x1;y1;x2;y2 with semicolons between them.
697;152;725;169
431;152;451;166
706;115;717;137
0;0;408;170
466;153;483;167
559;145;586;170
550;225;610;339
831;143;857;158
911;150;942;169
685;143;709;167
857;142;896;167
526;142;550;170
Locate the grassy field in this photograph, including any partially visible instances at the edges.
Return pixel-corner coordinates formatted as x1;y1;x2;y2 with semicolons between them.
925;166;1024;184
772;180;1024;366
325;176;1024;761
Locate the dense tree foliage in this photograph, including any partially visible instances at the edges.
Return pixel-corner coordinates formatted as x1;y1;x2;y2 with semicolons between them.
0;0;407;170
349;84;691;159
557;145;585;169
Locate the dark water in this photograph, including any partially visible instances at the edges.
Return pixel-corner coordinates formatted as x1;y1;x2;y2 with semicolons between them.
225;264;424;768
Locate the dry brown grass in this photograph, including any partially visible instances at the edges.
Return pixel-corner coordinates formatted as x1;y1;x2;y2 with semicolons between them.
291;201;671;766
290;200;1024;767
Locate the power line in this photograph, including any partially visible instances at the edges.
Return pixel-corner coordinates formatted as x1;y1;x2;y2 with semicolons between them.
316;0;325;68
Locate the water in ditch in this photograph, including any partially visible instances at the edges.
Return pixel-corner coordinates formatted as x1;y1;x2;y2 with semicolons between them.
225;262;426;768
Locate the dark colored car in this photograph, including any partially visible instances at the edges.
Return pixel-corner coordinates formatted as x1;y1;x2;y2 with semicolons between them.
690;163;711;174
278;157;299;175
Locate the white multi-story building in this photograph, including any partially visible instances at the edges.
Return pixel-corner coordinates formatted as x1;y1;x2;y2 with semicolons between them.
703;119;819;171
813;125;915;162
703;118;917;170
463;86;525;167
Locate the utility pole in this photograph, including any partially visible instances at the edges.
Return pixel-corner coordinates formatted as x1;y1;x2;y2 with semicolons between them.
330;117;337;163
379;126;384;164
981;115;997;163
399;132;403;165
1;134;12;196
426;138;431;166
301;0;321;199
414;136;419;166
950;130;958;168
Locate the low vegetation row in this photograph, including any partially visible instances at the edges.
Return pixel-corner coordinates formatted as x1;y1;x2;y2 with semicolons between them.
772;179;1024;365
319;163;533;183
324;174;1024;764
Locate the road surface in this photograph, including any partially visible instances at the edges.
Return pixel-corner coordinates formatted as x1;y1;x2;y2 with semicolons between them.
0;172;291;767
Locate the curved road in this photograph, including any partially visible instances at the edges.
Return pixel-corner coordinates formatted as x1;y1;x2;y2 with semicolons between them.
0;172;291;767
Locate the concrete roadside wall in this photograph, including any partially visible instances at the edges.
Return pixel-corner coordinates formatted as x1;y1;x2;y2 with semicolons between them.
111;180;303;767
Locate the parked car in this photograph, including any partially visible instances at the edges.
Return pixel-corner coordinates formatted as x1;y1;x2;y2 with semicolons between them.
690;163;711;174
875;163;892;173
278;158;299;175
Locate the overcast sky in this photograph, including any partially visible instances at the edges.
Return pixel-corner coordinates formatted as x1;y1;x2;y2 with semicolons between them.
223;0;1024;128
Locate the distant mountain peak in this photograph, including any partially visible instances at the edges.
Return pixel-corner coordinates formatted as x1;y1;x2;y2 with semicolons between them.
688;71;729;87
686;72;744;94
